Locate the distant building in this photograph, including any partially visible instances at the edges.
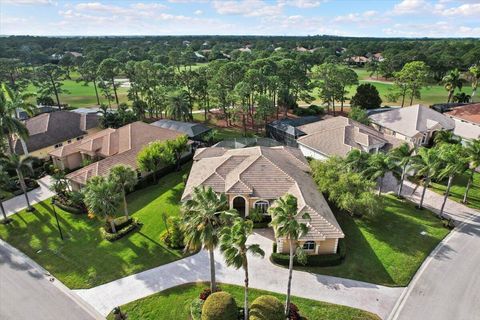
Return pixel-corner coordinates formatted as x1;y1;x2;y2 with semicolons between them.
266;116;322;147
444;103;480;142
150;119;211;141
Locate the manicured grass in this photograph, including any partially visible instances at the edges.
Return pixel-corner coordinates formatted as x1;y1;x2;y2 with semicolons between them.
300;195;449;286
430;172;480;211
0;166;190;289
106;282;380;320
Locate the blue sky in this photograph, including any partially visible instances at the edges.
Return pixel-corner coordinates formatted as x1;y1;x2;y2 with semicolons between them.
1;0;479;37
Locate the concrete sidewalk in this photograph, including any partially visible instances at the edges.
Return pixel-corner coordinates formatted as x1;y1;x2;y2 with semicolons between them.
0;239;104;320
76;229;403;319
2;175;54;218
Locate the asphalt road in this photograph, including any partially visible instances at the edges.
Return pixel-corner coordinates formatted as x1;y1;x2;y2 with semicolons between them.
392;215;480;320
0;241;102;320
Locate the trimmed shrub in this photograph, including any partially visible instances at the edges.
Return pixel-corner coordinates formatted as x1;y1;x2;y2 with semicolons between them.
100;218;141;241
271;239;346;267
201;292;238;320
249;295;284;320
246;213;271;229
199;287;222;301
191;298;204;320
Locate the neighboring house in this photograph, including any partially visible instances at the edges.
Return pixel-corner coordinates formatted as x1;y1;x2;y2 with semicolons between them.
150;119;211;141
296;116;405;160
15;105;58;120
344;55;369;66
51;121;187;190
444;103;480;142
266;116;322;147
369;104;455;146
182;146;344;255
13;111;100;159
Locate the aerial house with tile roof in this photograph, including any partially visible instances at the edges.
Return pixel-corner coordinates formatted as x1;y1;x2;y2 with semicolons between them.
49;121;188;190
182;146;344;255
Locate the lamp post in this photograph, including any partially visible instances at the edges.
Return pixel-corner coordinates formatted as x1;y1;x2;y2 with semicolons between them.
51;198;64;240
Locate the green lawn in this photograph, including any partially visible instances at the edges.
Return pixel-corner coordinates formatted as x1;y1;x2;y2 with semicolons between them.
0;166;190;289
430;172;480;211
106;282;380;320
299;195;449;286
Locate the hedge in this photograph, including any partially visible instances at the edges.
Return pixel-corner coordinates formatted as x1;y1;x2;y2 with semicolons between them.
100;218;141;241
271;239;346;267
201;292;238;320
54;200;86;215
250;295;284;320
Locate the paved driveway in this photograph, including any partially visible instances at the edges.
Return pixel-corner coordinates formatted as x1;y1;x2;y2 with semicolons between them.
388;181;480;320
76;229;402;319
0;239;103;320
2;175;54;218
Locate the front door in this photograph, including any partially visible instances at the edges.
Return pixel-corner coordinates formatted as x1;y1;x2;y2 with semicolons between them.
232;196;246;218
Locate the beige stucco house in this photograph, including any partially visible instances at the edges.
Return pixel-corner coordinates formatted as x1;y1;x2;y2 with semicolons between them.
369;104;455;147
13;111;100;159
296;116;405;160
50;121;186;190
182;146;344;255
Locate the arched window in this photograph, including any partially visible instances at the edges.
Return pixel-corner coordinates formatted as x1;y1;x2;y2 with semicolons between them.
254;200;269;214
303;241;315;251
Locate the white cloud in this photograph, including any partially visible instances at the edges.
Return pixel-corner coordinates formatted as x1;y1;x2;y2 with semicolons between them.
131;3;168;10
391;0;431;15
383;21;480;37
439;3;480;16
212;0;283;17
333;10;389;24
2;0;56;5
280;0;324;8
194;9;203;15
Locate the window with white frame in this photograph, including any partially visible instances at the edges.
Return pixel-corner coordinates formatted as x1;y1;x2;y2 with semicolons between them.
254;200;269;214
303;241;315;251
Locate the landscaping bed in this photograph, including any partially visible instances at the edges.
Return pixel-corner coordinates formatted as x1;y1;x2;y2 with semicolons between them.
0;166;191;289
105;282;380;320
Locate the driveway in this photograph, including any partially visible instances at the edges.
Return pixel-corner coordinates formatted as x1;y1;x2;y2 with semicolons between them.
388;181;480;320
0;239;103;320
76;229;402;319
2;175;54;218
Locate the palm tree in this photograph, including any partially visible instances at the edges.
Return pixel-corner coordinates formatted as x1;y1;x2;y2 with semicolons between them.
2;83;36;118
390;143;414;197
410;147;441;209
344;149;371;173
0;166;11;223
462;139;480;203
165;90;191;121
220;218;265;320
182;186;236;292
0;90;29;154
83;176;121;233
269;194;310;318
108;165;137;219
0;153;36;211
469;65;480;101
363;152;394;195
442;69;463;103
433;130;461;146
437;144;468;217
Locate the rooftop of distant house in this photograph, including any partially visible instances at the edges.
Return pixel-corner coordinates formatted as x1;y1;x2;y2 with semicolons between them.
445;103;480;125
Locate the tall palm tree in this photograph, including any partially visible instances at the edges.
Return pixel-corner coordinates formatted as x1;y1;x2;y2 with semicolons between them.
390;143;414;197
437;144;468;217
433;130;461;146
83;176;121;233
269;194;310;318
2;83;36;118
469;65;480;101
462;139;480;203
0;153;35;211
442;69;463;103
165;90;191;121
410;147;441;209
363;152;394;195
0;91;29;154
108;165;138;219
182;186;236;292
220;218;265;320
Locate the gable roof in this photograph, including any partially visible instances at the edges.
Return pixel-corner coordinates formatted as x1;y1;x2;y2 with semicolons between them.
369;104;455;137
14;111;99;155
296;116;404;157
183;146;344;241
150;119;211;139
63;121;183;185
445;103;480;125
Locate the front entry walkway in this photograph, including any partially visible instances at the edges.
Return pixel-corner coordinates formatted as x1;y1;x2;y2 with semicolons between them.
76;229;402;319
